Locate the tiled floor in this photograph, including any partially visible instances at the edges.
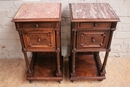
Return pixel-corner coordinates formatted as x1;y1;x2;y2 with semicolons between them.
0;58;130;87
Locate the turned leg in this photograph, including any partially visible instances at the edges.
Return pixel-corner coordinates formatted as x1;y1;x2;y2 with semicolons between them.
17;31;32;74
71;30;77;76
94;52;102;69
101;52;109;72
72;52;75;73
71;51;76;76
22;49;31;74
55;29;62;76
56;50;62;76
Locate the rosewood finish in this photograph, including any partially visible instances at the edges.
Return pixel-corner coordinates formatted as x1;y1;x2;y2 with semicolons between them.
69;3;120;81
12;3;62;82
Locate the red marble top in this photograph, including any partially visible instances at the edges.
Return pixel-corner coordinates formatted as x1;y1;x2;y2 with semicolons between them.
70;3;120;22
13;3;61;21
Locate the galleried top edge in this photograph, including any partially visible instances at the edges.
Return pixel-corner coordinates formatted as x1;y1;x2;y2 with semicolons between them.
12;3;61;22
70;3;120;22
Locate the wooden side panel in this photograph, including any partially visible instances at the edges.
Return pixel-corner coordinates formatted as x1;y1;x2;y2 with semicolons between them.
22;29;55;51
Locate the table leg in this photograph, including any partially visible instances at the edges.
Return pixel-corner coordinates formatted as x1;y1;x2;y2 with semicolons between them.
56;51;62;77
71;51;76;76
22;49;32;74
101;52;109;72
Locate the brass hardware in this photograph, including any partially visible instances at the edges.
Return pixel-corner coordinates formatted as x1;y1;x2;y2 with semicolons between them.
91;38;95;42
94;23;97;26
38;38;41;42
35;24;39;28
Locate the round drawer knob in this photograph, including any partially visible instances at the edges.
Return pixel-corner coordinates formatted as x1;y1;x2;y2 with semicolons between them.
91;38;95;42
94;23;97;26
35;24;39;28
38;38;41;42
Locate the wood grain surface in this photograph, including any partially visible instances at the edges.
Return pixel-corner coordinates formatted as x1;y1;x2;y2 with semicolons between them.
75;53;98;77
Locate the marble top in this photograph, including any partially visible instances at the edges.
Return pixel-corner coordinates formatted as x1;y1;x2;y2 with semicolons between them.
70;3;119;21
13;3;61;21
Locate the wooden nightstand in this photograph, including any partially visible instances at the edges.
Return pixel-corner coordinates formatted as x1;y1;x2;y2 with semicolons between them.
12;3;63;82
69;3;120;81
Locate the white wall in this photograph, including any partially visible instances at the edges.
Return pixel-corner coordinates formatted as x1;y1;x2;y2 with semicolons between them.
0;0;130;59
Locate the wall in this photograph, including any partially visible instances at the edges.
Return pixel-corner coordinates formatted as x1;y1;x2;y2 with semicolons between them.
0;0;130;59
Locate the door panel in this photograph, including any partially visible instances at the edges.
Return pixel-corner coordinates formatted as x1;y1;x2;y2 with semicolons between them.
77;31;110;49
22;29;55;51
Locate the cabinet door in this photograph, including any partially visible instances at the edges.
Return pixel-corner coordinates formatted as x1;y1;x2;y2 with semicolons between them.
22;29;55;51
77;31;110;49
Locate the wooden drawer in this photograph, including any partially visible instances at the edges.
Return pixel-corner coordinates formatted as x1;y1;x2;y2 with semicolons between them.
77;31;110;49
78;22;111;29
21;22;54;28
22;29;55;51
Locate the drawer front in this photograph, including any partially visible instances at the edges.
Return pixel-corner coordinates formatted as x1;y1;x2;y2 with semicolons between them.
21;22;54;28
22;29;55;51
77;31;110;49
78;22;111;29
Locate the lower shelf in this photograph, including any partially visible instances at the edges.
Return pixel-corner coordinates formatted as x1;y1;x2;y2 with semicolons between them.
70;53;105;80
26;52;63;81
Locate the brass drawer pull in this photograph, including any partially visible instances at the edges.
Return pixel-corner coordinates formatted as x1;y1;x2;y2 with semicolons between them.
91;38;95;42
35;24;39;28
38;38;41;42
94;23;97;26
